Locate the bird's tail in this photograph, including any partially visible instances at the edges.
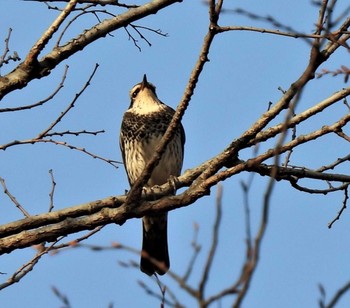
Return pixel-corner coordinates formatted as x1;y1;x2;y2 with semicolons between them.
140;213;169;276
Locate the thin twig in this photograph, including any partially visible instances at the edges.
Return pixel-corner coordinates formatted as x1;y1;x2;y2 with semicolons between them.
0;28;12;67
50;226;104;252
328;186;349;228
290;181;349;194
321;280;350;308
24;0;78;66
25;0;139;9
0;65;68;112
137;279;181;308
316;65;350;82
316;154;350;172
198;183;223;300
240;177;253;258
36;63;99;139
55;9;115;47
154;275;167;308
0;28;21;72
124;26;141;51
48;169;56;212
52;285;72;308
0;177;30;218
0;137;121;169
44;129;105;137
0;238;63;290
283;100;298;166
182;222;201;282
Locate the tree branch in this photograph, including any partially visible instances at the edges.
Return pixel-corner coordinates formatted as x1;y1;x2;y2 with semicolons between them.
0;0;182;99
24;0;78;68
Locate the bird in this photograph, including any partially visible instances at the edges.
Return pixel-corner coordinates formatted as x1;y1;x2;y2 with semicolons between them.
119;75;185;275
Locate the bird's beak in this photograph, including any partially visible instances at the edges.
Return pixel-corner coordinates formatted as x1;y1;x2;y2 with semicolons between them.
140;74;148;90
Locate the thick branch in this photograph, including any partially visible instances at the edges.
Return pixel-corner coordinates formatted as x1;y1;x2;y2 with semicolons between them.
1;158;349;255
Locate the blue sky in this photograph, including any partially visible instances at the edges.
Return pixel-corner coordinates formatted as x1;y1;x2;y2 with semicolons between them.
1;0;350;307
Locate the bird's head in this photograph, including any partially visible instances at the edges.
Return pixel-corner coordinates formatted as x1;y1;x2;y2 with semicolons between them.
128;75;162;114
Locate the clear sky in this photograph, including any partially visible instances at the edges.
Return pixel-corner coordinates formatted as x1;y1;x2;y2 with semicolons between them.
1;1;350;307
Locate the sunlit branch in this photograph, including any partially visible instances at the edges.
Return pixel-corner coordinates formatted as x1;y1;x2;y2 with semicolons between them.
24;0;78;67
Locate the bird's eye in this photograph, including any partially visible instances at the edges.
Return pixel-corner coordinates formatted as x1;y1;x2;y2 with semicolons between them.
132;88;140;98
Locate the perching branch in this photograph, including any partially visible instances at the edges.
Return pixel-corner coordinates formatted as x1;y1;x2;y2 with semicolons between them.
1;0;350;306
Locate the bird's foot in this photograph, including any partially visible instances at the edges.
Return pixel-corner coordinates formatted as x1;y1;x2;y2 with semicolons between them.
168;175;179;195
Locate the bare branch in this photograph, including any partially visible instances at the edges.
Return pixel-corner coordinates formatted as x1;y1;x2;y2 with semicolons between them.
251;87;350;147
25;0;139;9
0;28;12;67
50;226;104;252
0;177;31;218
316;154;350;173
319;280;350;308
124;26;141;51
0;0;182;99
0;1;349;306
233;161;275;308
335;130;350;143
314;0;329;41
24;0;79;67
0;28;21;72
44;129;105;137
251;164;350;184
124;0;220;206
0;65;68;112
316;65;350;82
240;175;253;257
124;23;169;51
36;63;99;139
55;8;116;47
198;184;222;301
51;285;72;308
48;169;57;212
0;239;63;290
127;23;169;49
216;25;329;41
137;279;183;308
0;137;121;169
182;222;201;282
328;186;349;228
